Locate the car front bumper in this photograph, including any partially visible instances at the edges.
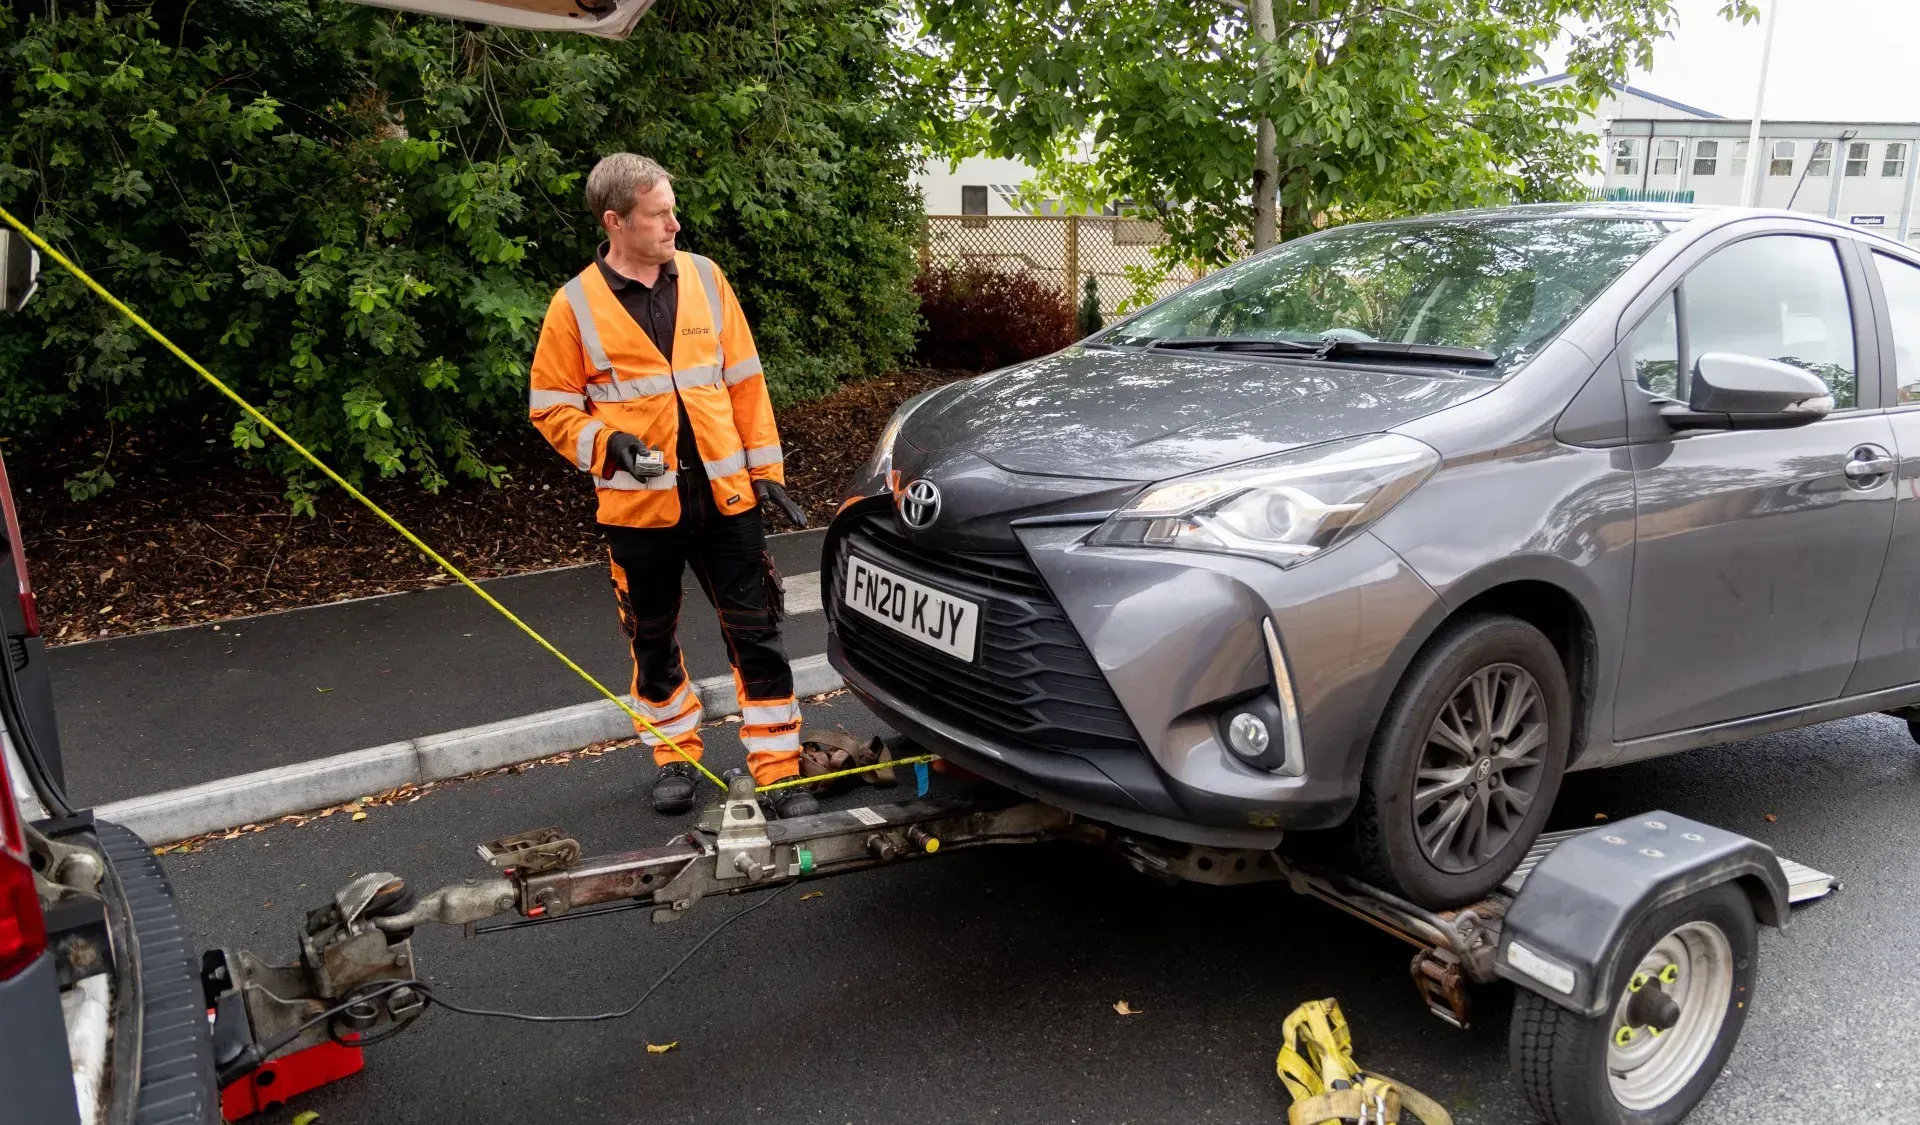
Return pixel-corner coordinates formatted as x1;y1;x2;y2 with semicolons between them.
824;500;1441;845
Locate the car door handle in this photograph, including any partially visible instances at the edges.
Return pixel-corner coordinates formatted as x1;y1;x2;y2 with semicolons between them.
1845;455;1896;479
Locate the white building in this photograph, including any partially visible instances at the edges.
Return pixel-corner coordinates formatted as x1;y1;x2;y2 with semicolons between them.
1600;118;1920;239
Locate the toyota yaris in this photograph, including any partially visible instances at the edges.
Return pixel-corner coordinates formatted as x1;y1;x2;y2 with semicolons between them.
825;203;1920;907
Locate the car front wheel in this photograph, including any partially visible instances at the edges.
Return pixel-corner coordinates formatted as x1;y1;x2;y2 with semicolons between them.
1352;614;1572;907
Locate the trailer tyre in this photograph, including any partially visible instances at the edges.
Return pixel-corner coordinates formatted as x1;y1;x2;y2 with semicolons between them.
1510;882;1758;1125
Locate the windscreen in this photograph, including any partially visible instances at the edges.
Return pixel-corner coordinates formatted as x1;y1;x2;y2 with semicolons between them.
1105;217;1672;375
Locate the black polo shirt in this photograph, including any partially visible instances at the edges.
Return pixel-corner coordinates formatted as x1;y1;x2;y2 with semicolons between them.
594;244;702;489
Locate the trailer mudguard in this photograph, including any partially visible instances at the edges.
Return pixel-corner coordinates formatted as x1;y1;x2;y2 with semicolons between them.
1493;811;1789;1017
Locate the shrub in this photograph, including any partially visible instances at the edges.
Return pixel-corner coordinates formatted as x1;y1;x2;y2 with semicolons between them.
912;259;1078;372
0;0;922;506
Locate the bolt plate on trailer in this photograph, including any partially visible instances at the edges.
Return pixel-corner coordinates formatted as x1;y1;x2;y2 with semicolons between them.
1501;827;1837;903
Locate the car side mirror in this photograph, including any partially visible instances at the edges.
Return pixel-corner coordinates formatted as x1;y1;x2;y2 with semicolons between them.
0;230;38;313
1660;351;1833;431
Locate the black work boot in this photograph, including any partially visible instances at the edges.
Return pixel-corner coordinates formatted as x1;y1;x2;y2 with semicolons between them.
763;785;819;820
722;767;819;819
651;761;698;815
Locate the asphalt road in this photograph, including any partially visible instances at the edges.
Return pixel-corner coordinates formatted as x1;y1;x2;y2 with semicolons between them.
50;529;827;805
161;698;1920;1125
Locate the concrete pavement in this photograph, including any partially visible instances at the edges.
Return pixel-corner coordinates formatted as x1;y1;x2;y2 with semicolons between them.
157;698;1920;1125
50;529;826;806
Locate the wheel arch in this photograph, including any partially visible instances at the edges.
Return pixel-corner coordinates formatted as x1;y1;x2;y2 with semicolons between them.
1345;558;1609;794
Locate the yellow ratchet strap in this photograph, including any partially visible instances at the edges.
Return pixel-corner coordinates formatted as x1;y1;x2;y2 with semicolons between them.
1277;999;1452;1125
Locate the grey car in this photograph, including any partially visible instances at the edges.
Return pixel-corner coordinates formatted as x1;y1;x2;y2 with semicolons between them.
824;202;1920;907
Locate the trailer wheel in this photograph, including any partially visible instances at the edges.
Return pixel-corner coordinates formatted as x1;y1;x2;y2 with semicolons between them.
1510;881;1757;1125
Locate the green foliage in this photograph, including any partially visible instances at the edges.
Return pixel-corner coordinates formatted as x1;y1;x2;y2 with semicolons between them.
0;0;922;501
913;0;1760;273
1076;273;1100;337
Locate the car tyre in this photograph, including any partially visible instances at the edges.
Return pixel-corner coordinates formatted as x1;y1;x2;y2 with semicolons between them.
1351;613;1571;907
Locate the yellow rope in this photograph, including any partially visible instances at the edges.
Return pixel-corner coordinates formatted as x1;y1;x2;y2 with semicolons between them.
0;205;900;796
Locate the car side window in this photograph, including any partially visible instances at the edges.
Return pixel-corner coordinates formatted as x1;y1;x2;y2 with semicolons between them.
1681;235;1858;408
1871;251;1920;404
1627;292;1681;398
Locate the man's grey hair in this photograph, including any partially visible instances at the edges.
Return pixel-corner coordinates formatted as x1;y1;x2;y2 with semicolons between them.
586;153;672;220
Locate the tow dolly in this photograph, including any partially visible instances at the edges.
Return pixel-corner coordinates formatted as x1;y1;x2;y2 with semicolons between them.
202;768;1835;1124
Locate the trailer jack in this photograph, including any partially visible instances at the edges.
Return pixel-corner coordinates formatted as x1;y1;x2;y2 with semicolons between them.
204;774;1837;1123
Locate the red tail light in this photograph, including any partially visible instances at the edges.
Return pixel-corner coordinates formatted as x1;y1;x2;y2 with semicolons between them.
0;744;46;980
0;452;36;638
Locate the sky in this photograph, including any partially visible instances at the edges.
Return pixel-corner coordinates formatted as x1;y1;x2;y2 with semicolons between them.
1548;0;1920;122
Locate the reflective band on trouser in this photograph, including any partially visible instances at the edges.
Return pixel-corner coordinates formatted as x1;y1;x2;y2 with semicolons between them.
586;373;677;402
723;356;764;385
563;276;613;373
575;420;606;472
738;693;802;785
635;680;705;766
744;443;783;468
703;449;747;480
530;388;587;411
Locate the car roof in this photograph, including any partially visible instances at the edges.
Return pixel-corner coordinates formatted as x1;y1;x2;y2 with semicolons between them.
1365;201;1894;240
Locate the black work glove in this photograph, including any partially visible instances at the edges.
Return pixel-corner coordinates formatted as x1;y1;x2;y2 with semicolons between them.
754;479;808;528
604;431;666;479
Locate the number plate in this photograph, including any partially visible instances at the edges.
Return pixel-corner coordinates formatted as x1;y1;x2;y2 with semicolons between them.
842;555;980;662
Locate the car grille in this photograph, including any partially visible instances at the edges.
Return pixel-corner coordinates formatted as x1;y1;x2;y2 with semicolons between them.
829;510;1144;755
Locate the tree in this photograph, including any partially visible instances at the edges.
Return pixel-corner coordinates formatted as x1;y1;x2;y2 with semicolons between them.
912;0;1759;281
0;0;924;505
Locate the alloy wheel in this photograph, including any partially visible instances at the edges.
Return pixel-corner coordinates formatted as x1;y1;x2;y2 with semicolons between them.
1412;662;1549;874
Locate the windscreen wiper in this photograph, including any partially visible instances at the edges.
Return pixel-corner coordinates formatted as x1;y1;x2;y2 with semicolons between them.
1313;340;1498;366
1141;336;1321;353
1139;335;1498;367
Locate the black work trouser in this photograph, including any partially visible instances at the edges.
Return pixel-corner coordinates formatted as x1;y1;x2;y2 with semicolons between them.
601;481;794;772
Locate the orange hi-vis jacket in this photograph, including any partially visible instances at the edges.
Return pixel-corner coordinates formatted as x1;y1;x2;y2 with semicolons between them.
528;251;784;528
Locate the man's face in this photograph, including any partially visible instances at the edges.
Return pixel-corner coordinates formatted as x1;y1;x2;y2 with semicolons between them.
604;181;679;265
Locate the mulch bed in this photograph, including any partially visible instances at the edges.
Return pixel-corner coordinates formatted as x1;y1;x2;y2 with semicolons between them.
14;368;964;645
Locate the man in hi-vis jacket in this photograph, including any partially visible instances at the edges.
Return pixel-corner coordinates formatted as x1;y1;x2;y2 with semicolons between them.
528;153;814;818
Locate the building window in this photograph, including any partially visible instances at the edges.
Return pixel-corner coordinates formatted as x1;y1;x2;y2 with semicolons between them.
1653;138;1681;176
1731;140;1750;178
960;185;989;215
1692;139;1719;177
1846;141;1871;177
1769;140;1795;176
1611;138;1642;176
1885;142;1910;178
1611;138;1642;177
1808;140;1833;177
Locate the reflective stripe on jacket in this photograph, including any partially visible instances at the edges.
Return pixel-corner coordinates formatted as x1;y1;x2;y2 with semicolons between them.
528;251;785;528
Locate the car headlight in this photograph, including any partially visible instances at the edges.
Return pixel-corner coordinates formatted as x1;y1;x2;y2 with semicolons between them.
1089;434;1439;566
864;388;941;485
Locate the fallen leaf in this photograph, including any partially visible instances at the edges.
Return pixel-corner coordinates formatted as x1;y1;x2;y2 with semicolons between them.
293;1111;321;1125
800;891;824;902
1764;813;1777;823
316;687;332;694
351;812;368;822
1112;1000;1142;1016
99;568;115;582
646;1041;679;1054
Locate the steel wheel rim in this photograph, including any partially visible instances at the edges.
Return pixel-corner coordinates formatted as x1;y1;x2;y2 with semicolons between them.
1606;921;1735;1110
1412;662;1548;874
